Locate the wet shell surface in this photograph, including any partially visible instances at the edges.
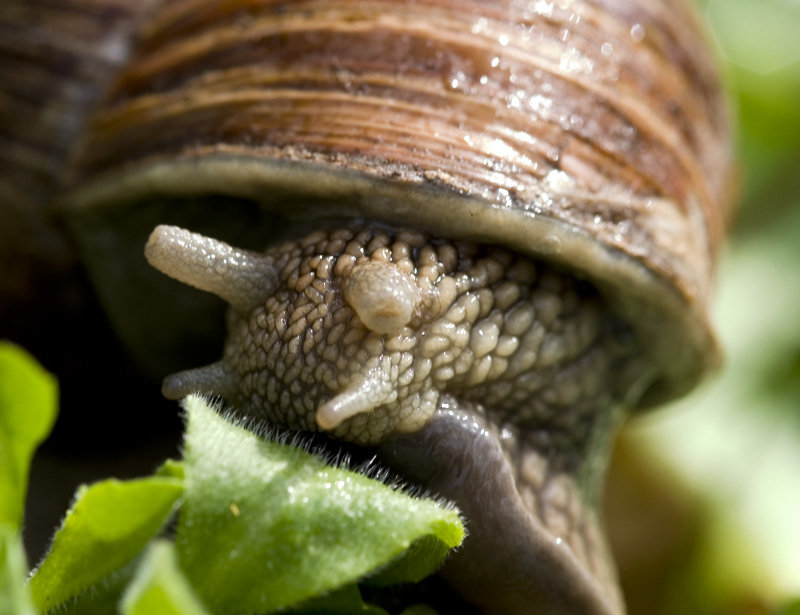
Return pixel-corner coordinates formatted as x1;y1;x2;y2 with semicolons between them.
60;0;735;408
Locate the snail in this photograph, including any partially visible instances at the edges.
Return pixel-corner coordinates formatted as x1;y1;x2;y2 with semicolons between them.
0;0;735;614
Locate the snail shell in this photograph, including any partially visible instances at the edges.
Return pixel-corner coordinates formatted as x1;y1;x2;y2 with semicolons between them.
60;0;733;407
0;0;735;613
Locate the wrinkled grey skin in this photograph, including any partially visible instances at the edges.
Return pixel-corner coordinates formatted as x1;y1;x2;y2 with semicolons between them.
379;396;622;615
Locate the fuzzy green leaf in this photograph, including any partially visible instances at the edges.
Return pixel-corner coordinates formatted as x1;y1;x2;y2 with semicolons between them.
286;584;387;615
155;459;185;481
365;534;456;587
0;524;37;615
121;540;210;615
0;342;58;529
29;477;183;613
177;395;464;615
58;560;138;615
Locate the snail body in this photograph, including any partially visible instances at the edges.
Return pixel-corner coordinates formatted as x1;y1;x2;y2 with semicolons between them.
0;0;734;613
146;220;633;614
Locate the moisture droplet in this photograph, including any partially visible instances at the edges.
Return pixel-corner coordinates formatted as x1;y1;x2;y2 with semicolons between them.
543;235;562;255
630;24;645;43
471;17;489;35
532;0;554;17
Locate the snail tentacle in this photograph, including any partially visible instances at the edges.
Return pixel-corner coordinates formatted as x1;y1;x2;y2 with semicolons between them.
145;225;278;315
162;360;237;402
316;365;397;431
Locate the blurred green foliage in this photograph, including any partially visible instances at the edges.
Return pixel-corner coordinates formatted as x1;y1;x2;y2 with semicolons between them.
618;1;800;613
701;0;800;229
0;343;57;530
0;343;57;615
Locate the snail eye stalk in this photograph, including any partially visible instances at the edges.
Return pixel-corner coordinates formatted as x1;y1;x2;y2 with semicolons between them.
145;225;278;315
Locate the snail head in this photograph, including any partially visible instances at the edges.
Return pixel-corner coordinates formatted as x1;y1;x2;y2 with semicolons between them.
145;223;635;448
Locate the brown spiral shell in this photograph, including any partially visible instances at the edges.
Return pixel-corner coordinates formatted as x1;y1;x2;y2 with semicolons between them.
55;0;735;410
0;0;155;328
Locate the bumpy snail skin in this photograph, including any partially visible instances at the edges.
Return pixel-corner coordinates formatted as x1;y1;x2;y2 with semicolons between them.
147;223;632;444
147;222;642;613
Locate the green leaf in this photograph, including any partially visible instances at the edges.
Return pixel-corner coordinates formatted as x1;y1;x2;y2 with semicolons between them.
0;342;58;529
58;560;138;615
365;534;456;587
286;584;387;615
29;476;183;613
155;459;185;481
0;524;37;615
121;540;210;615
176;395;464;615
778;599;800;615
398;606;440;615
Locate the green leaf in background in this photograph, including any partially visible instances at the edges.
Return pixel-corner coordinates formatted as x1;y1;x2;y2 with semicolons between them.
28;476;183;613
155;459;185;481
286;584;388;615
398;606;440;615
700;0;800;232
0;524;37;615
121;540;210;615
176;395;464;615
628;204;800;608
0;342;58;529
778;599;800;615
55;560;139;615
365;534;456;587
705;0;800;75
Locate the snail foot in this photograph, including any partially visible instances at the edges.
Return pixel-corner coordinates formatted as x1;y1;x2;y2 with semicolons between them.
379;399;624;615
